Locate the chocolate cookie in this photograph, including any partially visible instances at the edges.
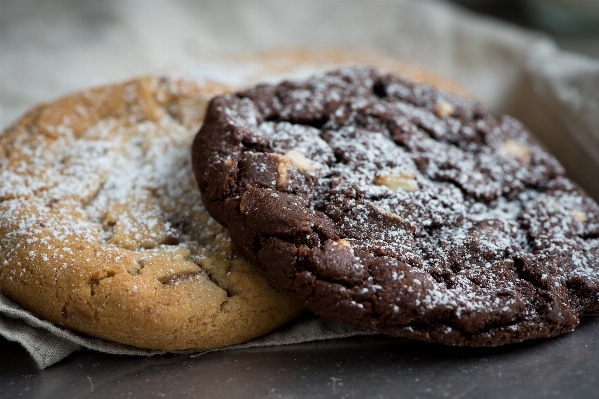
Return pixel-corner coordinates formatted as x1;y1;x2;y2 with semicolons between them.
193;67;599;346
0;76;303;350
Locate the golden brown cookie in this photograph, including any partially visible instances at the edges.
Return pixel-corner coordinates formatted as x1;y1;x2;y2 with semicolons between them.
0;76;303;350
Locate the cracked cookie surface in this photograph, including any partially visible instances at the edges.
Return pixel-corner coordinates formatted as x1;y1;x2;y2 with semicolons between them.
193;67;599;346
0;76;303;350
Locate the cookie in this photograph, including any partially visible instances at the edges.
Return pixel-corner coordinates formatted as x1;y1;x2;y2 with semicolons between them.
193;67;599;346
0;76;303;350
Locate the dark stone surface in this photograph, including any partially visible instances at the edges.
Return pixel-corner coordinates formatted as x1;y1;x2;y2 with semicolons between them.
2;316;599;399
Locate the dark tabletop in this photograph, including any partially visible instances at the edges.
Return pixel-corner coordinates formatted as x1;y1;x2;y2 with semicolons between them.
2;316;598;399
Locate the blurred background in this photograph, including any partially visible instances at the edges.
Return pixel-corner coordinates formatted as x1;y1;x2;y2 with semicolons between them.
451;0;599;57
2;0;598;128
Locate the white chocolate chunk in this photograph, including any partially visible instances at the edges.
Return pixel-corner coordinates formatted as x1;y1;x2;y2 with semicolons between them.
572;208;587;224
336;239;351;249
284;149;316;172
500;140;531;164
433;100;455;118
375;172;418;192
276;158;291;190
383;211;405;222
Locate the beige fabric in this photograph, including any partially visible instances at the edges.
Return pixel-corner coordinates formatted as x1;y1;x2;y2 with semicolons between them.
0;294;376;369
1;0;598;368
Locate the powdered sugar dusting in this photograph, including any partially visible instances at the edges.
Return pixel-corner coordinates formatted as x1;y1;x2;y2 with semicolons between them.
210;67;599;342
0;77;237;283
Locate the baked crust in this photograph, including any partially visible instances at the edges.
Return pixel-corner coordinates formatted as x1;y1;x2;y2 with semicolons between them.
0;76;303;350
193;67;599;346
